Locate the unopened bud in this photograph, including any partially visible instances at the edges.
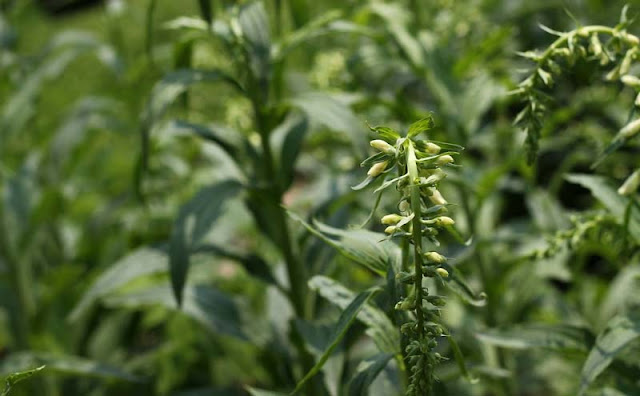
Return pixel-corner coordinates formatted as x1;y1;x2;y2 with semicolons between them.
424;169;446;185
384;225;398;234
424;251;446;263
370;139;396;154
398;200;410;212
381;214;403;225
435;216;455;226
589;33;602;56
395;297;415;311
367;161;389;177
626;34;640;46
621;75;640;88
435;155;454;165
606;65;620;81
428;189;448;205
425;142;441;154
618;118;640;140
620;49;636;76
435;268;449;278
618;170;640;195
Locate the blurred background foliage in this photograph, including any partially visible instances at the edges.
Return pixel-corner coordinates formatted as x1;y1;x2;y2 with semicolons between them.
0;0;639;395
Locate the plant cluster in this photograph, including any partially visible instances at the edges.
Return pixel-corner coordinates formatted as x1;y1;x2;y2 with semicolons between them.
0;1;639;396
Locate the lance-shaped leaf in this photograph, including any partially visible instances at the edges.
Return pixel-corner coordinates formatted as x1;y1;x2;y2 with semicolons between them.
104;284;246;340
348;353;394;396
476;324;593;353
289;211;400;276
170;180;243;305
0;353;140;383
566;174;640;242
439;262;486;307
1;365;45;396
309;276;399;354
579;314;640;395
270;113;309;190
407;116;435;138
68;246;168;321
291;288;380;395
289;92;368;154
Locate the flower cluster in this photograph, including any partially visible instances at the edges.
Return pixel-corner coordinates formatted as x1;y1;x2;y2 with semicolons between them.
513;11;640;176
356;116;463;395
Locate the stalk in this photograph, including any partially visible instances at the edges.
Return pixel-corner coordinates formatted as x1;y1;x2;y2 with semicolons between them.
406;143;425;337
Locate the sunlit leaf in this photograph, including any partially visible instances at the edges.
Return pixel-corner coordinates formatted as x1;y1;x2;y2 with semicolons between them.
579;314;640;395
348;353;393;396
291;288;379;395
309;276;399;354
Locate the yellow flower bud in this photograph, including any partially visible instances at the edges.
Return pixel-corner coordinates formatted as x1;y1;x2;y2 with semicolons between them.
424;169;446;185
384;225;398;234
381;214;403;225
435;155;454;165
619;49;636;76
435;216;455;226
367;161;389;177
619;118;640;140
370;139;395;154
436;268;449;278
425;142;441;155
618;170;640;195
428;189;448;206
621;75;640;88
424;251;446;263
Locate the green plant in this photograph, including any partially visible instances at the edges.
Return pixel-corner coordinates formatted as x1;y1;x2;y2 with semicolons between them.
358;118;471;395
290;117;484;395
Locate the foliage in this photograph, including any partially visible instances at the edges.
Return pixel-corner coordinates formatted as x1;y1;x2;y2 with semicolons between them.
0;0;639;395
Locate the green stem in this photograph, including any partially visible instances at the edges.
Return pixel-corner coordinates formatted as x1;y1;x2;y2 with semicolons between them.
406;143;425;337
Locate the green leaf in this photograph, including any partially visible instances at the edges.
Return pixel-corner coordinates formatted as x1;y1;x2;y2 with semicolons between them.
161;120;242;159
144;69;242;124
236;1;271;80
170;180;243;305
369;3;425;68
407;116;435;138
579;314;640;395
274;11;374;61
599;265;640;322
1;365;45;396
104;284;246;340
270;113;308;190
289;92;368;154
2;155;40;250
439;262;486;307
308;276;399;354
476;324;593;353
291;288;380;395
288;211;400;276
348;353;394;396
565;174;640;241
246;387;288;396
366;125;401;143
0;353;140;382
68;246;169;322
1;32;119;141
446;334;478;384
